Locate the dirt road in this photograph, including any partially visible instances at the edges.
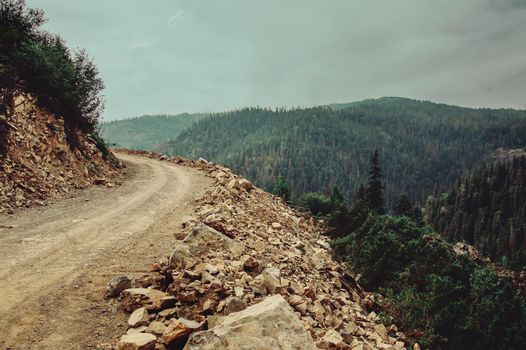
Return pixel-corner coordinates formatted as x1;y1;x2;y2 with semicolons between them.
0;153;212;349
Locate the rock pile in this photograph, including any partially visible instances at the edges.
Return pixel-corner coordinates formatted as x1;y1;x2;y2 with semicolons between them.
0;90;122;214
108;150;407;349
453;242;491;264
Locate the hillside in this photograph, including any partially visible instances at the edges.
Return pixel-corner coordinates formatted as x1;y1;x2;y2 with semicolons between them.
0;0;121;214
162;98;526;207
107;151;408;350
298;147;526;349
0;89;121;214
427;149;526;270
101;113;207;151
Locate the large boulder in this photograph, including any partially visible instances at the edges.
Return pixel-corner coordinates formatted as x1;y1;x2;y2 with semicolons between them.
184;295;317;350
168;243;193;269
169;224;245;268
227;178;253;192
183;224;246;256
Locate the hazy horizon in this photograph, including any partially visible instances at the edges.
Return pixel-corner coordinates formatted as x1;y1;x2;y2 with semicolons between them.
27;0;526;121
102;95;526;123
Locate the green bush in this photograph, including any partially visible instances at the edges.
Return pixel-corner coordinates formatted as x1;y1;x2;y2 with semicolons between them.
1;0;104;132
327;199;371;238
300;192;333;216
332;214;526;349
272;176;291;202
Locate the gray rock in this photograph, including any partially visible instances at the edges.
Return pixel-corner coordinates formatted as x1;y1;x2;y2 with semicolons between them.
107;276;134;297
169;224;245;269
183;224;245;257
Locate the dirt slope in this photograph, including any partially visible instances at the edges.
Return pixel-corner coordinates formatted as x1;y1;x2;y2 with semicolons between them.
0;152;212;350
0;90;121;214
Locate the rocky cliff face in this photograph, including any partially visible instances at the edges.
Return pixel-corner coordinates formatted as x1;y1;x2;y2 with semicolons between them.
0;89;122;214
107;151;407;350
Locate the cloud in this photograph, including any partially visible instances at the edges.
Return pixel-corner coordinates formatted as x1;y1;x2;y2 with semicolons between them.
487;0;526;10
129;37;159;51
29;0;526;120
167;10;187;27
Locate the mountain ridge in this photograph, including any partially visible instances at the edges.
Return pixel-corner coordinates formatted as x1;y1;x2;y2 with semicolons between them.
330;96;526;112
160;98;526;208
427;149;526;270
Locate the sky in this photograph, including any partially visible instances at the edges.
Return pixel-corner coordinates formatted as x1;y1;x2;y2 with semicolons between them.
26;0;526;121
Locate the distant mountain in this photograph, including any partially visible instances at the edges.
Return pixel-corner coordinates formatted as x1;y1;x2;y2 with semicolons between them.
427;149;526;270
101;113;207;151
161;97;526;207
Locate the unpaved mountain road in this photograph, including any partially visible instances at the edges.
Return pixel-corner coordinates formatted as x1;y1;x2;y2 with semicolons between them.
0;152;212;350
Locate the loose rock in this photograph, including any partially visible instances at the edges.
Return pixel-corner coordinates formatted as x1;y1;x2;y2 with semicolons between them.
163;318;204;346
121;288;175;312
128;307;149;328
117;333;157;350
107;276;134;297
112;151;407;349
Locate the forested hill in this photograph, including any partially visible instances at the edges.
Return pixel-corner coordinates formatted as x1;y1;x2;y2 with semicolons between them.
101;113;207;150
163;97;526;207
427;149;526;270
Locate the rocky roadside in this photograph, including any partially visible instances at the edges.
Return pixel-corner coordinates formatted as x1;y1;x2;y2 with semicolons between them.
102;150;409;350
0;90;123;214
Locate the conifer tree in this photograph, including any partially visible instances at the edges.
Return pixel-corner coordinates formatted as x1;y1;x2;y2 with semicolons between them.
395;193;413;216
355;184;366;204
412;205;425;226
366;150;385;214
330;185;345;205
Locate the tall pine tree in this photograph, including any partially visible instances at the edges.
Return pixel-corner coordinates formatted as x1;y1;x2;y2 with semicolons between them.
366;150;385;214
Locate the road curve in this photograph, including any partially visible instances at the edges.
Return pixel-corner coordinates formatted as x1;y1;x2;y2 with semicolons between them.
0;152;212;349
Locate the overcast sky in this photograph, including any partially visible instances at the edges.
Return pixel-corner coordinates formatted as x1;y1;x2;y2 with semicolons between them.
26;0;526;121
